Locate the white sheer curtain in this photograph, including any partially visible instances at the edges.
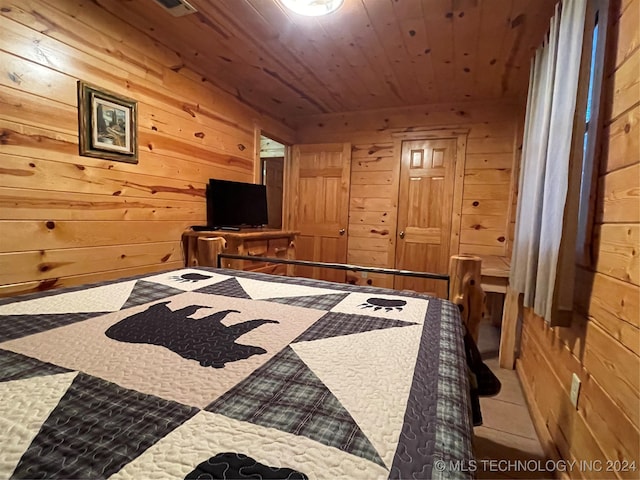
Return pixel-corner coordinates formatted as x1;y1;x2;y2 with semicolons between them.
510;0;587;324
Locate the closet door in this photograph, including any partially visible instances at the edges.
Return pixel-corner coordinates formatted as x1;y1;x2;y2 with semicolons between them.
289;143;351;282
395;138;456;297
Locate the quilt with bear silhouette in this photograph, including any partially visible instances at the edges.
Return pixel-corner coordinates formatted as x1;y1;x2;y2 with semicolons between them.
0;267;473;479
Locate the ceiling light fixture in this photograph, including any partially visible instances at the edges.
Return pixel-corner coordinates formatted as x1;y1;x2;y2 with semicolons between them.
280;0;344;16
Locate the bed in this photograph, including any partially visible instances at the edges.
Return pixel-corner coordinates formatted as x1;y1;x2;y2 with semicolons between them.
0;267;473;479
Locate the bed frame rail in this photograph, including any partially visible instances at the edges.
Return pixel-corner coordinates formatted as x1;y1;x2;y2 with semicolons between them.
216;253;450;294
216;252;484;342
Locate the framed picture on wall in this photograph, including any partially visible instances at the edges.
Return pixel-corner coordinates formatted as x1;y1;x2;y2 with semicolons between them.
77;81;138;163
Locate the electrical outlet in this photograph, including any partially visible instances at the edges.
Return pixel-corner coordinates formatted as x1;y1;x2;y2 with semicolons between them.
570;373;581;408
361;272;368;278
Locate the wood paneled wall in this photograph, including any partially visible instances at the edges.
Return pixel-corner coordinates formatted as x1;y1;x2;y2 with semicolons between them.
296;100;521;288
517;2;640;476
0;0;293;296
347;142;398;288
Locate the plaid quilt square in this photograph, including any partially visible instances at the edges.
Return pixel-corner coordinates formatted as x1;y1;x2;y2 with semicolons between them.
265;293;348;311
120;281;183;309
207;347;384;467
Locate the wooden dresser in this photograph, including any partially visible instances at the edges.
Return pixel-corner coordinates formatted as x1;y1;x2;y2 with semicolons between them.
182;229;298;276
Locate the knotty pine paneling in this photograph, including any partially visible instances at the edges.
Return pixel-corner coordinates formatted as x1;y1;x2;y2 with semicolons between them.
0;221;194;253
597;164;640;223
0;188;202;222
0;261;185;298
107;0;556;120
517;3;640;477
519;316;639;480
296;100;521;276
593;224;639;285
0;242;183;285
347;142;398;288
0;1;293;295
600;104;639;174
574;267;640;355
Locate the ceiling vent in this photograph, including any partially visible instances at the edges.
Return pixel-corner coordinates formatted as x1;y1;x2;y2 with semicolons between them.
152;0;197;17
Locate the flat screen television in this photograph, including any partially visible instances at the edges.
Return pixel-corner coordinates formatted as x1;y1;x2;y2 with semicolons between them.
206;179;268;228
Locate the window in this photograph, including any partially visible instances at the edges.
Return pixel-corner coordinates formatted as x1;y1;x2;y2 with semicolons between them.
510;0;609;326
576;2;608;266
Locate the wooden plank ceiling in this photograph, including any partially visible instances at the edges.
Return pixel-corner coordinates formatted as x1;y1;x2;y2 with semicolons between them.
97;0;557;124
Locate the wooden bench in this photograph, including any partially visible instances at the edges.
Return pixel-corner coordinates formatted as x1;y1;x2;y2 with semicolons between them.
480;256;510;293
476;255;520;369
479;255;511;325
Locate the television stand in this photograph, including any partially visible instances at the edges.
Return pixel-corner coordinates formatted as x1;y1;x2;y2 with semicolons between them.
182;228;299;275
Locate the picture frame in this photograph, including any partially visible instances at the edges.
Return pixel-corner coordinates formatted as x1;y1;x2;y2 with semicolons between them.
77;81;138;163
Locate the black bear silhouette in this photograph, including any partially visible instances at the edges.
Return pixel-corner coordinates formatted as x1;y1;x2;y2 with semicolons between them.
105;302;278;368
185;452;307;479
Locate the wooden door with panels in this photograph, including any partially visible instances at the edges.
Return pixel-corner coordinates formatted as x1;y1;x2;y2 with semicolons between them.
395;138;457;298
289;143;351;282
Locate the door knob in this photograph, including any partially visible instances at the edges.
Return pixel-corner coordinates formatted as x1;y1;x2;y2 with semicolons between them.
339;228;346;235
399;231;405;239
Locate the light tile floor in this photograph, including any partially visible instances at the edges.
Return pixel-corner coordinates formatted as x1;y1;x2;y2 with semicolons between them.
473;321;551;480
